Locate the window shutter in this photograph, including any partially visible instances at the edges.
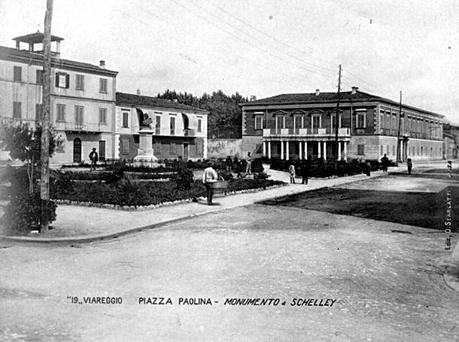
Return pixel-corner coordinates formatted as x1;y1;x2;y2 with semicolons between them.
55;73;59;87
65;74;70;88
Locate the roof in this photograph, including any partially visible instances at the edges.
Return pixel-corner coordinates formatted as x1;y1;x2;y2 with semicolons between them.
116;92;208;114
242;90;444;119
13;31;64;43
0;45;118;76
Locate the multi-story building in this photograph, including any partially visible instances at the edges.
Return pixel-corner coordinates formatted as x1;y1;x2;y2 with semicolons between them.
241;87;444;162
0;32;118;164
115;92;208;160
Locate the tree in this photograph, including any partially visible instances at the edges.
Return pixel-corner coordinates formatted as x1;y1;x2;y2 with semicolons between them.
0;122;59;232
0;123;57;193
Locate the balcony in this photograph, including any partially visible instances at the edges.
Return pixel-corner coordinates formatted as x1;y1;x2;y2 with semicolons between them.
55;121;111;133
183;129;195;137
262;127;350;139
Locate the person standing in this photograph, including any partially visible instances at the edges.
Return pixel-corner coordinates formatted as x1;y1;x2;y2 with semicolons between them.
246;152;252;174
225;156;233;173
202;162;218;205
407;158;413;175
300;160;309;184
89;148;98;171
288;163;296;184
380;154;389;172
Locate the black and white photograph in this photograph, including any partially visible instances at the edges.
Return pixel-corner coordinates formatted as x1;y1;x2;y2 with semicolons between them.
0;0;458;341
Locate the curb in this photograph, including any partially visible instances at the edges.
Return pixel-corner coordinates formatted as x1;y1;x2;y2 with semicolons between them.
0;209;223;245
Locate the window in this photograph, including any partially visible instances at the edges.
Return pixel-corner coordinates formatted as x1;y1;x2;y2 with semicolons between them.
99;108;107;125
55;72;69;88
197;118;202;132
357;144;365;155
392;145;395;155
76;74;85;90
121;138;130;154
255;115;263;130
122;112;129;128
380;145;384;155
155;115;161;134
276;115;285;129
99;78;108;93
36;69;43;84
356;110;366;128
294;115;303;130
386;145;390;155
170;142;176;155
330;114;341;130
170;116;176;135
311;115;321;129
35;104;43;121
13;66;22;82
13;102;21;119
75;105;84;125
57;104;66;122
380;113;384;129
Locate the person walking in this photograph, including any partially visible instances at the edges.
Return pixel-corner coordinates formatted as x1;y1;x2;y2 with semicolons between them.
202;162;218;205
89;148;98;171
288;163;296;184
407;158;413;175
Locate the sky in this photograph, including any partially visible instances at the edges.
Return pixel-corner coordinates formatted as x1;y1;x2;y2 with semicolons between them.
1;0;458;123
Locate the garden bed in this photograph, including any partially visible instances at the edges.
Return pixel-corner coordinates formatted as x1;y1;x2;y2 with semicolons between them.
52;178;284;208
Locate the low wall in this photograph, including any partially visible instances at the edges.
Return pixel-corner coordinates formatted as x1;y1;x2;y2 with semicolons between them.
207;139;242;158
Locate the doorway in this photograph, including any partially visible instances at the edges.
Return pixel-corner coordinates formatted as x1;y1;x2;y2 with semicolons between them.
183;143;189;160
73;138;82;163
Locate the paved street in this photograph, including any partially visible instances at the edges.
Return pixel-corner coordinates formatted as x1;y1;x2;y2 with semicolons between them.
1;198;458;341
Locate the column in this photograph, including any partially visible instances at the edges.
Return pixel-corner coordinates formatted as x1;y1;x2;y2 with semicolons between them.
299;141;303;160
318;141;321;158
286;141;290;160
343;141;347;161
268;141;271;159
338;141;341;160
262;141;266;157
280;140;284;160
304;141;308;159
323;141;327;160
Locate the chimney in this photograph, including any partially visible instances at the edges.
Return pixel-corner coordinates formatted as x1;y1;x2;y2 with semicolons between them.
315;89;320;96
136;89;141;95
99;60;105;68
351;86;359;95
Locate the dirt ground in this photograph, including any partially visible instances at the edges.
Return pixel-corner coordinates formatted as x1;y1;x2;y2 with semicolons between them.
1;204;458;342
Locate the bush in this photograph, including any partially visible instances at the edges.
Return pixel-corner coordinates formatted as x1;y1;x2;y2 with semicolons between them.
251;158;264;173
3;190;57;233
174;166;194;190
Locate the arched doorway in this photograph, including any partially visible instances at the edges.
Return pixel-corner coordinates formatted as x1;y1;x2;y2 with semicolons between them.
73;138;82;163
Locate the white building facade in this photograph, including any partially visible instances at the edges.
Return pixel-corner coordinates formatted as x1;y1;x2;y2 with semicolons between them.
0;32;118;165
115;92;208;160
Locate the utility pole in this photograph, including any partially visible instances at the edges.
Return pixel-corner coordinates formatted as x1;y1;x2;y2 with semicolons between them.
334;64;342;170
40;0;53;234
396;90;402;166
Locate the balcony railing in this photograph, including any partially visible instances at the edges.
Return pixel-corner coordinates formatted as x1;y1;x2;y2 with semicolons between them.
55;121;111;133
263;127;350;137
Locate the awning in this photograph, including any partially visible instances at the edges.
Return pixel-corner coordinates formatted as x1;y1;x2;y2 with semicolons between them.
182;113;198;130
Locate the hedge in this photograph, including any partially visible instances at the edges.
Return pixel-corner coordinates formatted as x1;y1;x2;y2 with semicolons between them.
52;178;283;207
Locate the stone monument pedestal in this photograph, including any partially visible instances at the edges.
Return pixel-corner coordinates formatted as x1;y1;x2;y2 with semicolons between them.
133;129;162;168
